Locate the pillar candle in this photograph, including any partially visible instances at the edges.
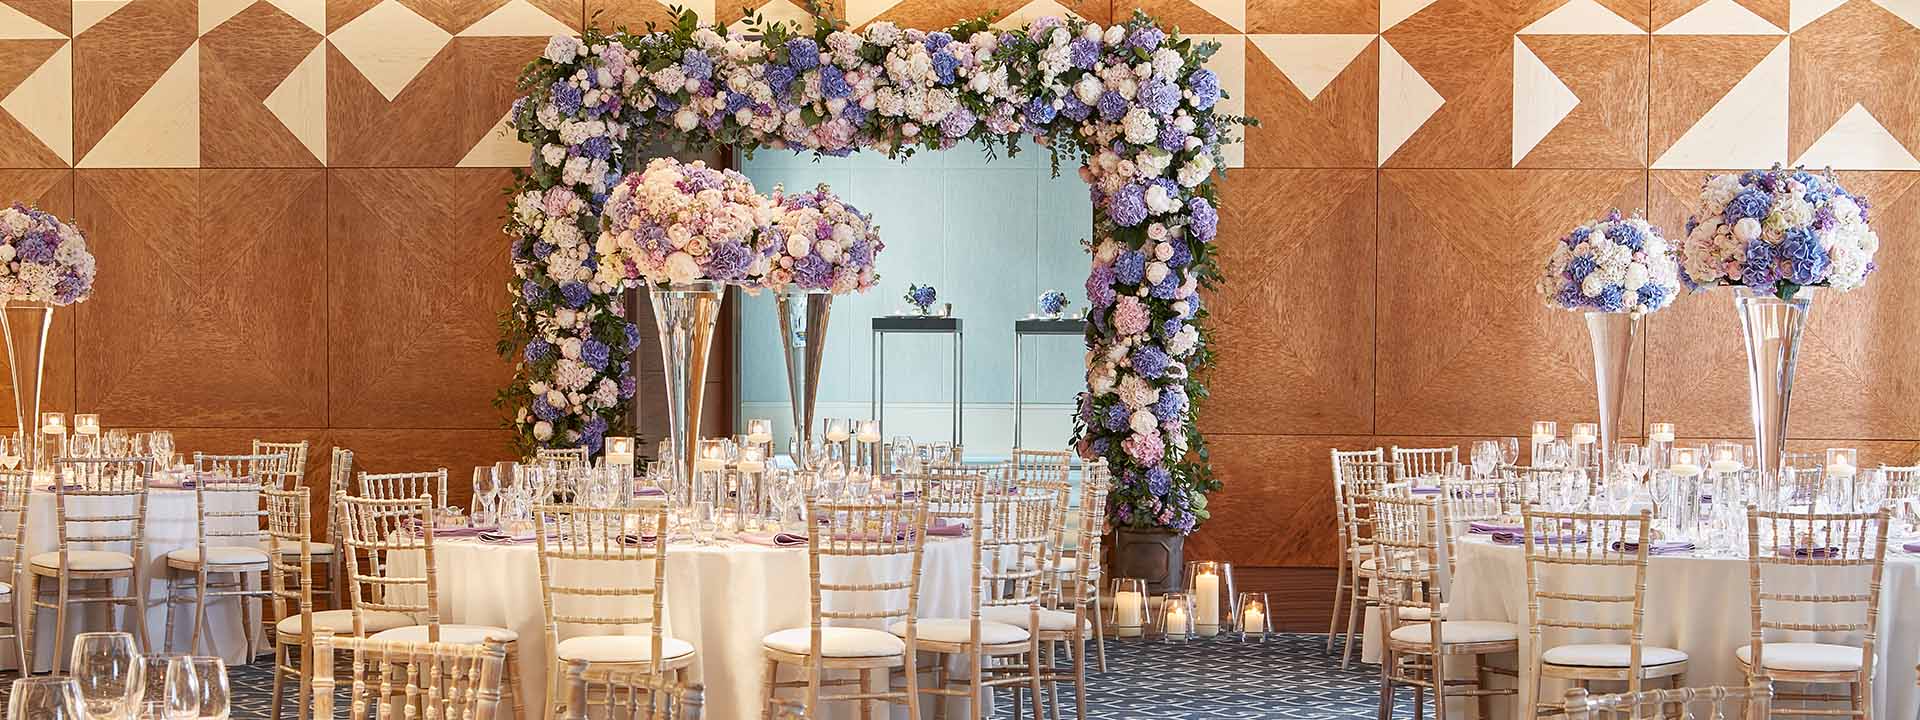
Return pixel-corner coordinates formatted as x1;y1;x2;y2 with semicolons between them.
1194;571;1220;636
1114;591;1143;637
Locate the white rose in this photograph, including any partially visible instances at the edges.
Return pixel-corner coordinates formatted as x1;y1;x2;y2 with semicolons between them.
1104;25;1126;44
1623;264;1649;290
1581;273;1605;297
532;421;554;441
1154;242;1173;261
1075;74;1102;105
664;252;702;284
1146;261;1169;284
1734;217;1761;242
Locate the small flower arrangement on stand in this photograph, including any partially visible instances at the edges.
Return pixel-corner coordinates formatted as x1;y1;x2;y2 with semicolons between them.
1038;289;1070;318
904;284;937;315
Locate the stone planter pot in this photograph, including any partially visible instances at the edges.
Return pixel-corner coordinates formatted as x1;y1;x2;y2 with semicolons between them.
1110;527;1186;594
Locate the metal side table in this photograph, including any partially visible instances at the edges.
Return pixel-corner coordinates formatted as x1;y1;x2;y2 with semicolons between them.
871;315;963;445
1012;316;1087;448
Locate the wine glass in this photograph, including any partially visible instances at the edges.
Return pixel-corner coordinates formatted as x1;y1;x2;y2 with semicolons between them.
10;677;85;719
1469;441;1498;479
70;631;143;719
1613;443;1647;485
188;657;229;720
0;434;18;470
1498;437;1520;468
141;655;198;720
149;431;175;470
471;467;497;527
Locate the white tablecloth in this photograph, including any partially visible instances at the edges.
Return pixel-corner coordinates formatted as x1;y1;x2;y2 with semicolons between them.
421;535;983;720
1449;535;1920;720
5;487;261;672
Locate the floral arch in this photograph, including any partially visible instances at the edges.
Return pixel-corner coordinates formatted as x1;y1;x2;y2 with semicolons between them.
498;9;1247;534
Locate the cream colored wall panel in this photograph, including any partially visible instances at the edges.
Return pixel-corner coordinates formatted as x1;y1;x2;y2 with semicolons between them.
1870;0;1920;27
1790;0;1846;29
0;0;60;36
0;40;68;164
1248;34;1371;102
1651;37;1786;169
1796;103;1920;171
77;41;197;168
70;0;128;36
1519;0;1645;34
327;0;452;101
457;0;573;36
1654;0;1786;32
1376;36;1440;167
264;40;326;164
1379;0;1435;32
1511;37;1577;167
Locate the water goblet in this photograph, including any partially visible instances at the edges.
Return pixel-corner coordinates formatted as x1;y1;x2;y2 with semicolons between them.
141;655;199;720
691;500;717;545
188;657;229;720
1498;437;1520;468
1469;440;1498;479
70;631;143;720
10;677;86;720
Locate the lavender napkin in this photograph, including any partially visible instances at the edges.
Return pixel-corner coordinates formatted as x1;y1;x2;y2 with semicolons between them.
1491;531;1588;546
146;474;195;489
478;530;547;544
1468;521;1523;535
39;483;84;492
1903;540;1920;553
618;534;658;547
634;487;666;497
1776;545;1841;558
738;532;807;547
431;525;496;539
1611;540;1695;556
1410;486;1441;495
928;519;968;537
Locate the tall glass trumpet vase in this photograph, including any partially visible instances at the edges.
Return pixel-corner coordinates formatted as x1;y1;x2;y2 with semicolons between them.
650;282;725;496
1584;311;1640;478
776;289;832;470
0;303;52;472
1733;286;1815;477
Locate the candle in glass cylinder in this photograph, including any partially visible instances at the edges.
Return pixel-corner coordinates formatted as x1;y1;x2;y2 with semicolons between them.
1648;423;1676;443
39;412;63;435
825;420;850;443
73;414;100;436
746;419;773;446
737;446;766;473
1114;591;1143;637
856;421;881;445
1670;447;1702;478
605;436;635;468
1709;446;1742;475
1570;423;1597;445
695;440;727;471
1825;448;1857;479
1193;567;1220;636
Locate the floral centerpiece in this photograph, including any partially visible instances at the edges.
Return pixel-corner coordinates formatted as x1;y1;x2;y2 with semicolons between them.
1679;165;1877;299
904;284;937;314
1038;289;1069;317
598;157;770;287
1678;165;1878;476
1537;210;1680;316
0;204;94;306
760;183;882;294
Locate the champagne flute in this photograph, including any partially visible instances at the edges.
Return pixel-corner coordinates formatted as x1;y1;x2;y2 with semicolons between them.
188;657;229;720
141;655;198;720
70;631;144;720
1498;437;1520;469
10;677;86;719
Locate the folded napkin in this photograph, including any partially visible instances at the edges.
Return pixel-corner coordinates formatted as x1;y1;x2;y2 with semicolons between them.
738;532;807;547
39;483;84;492
1904;540;1920;553
1776;545;1841;559
1468;521;1523;535
146;473;196;489
618;534;657;547
1410;486;1441;495
477;530;548;544
634;487;666;497
928;519;968;537
1491;531;1588;546
1610;540;1695;556
430;525;495;538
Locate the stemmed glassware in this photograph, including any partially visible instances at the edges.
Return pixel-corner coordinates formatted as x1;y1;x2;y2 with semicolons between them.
1613;443;1647;486
70;631;144;720
149;431;175;471
188;657;229;720
1497;437;1519;469
1469;441;1499;479
471;467;499;526
0;434;18;470
9;677;85;719
140;654;199;720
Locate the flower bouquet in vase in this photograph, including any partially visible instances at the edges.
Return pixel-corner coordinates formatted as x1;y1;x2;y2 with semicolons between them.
904;284;937;315
1038;289;1070;318
597;158;770;489
0;204;93;471
1539;210;1681;476
758;183;883;468
1678;166;1878;475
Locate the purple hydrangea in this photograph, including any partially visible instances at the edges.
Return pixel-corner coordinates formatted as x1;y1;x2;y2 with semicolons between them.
1086;264;1116;308
1149;272;1181;299
1567;226;1592;246
53;276;85;305
1077;395;1096;425
560;281;591;308
784;38;820;70
580;416;608;449
1060;95;1091;121
1103;404;1130;431
1069;37;1100;69
550;81;582;115
579;135;612;160
1186;197;1218;241
1127;26;1165;51
909;284;937;308
848;239;874;267
15;234;53;263
705;239;756;282
1110;183;1148;227
524;339;553;365
1187;69;1220;110
1723;188;1773;225
931;51;960;85
618;375;637;399
521;280;546;305
792;253;834;289
1603;222;1644;252
1595;284;1625;312
1130;345;1171;378
1146;467;1171;495
1780;228;1827;284
1024;96;1057;125
1137;77;1179;116
682;49;713;80
1151;386;1186;421
580;339;611;371
819;65;851;98
1742;239;1778;288
940;105;977;137
532;241;555;260
923;31;953;52
1096;91;1128;122
1637;282;1670;310
1167;239;1192;268
766;65;797;95
1567;255;1596;281
532;394;562;421
1157;121;1186;152
623;322;642;352
1113;250;1146;285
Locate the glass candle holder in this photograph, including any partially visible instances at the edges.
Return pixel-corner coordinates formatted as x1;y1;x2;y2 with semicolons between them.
1825;447;1858;480
1159;593;1194;643
36;412;65;470
1530;421;1558;466
855;420;882;473
1647;422;1676;469
1236;592;1271;641
695;439;728;509
734;445;767;533
604;436;635;471
746;418;773;449
1670;446;1703;478
1184;561;1233;637
1110;578;1147;638
72;414;100;436
1570;422;1599;468
1709;440;1747;476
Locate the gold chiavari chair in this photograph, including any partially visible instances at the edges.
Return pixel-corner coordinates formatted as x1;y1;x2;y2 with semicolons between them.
1393;445;1460;483
1437;477;1508;578
26;457;151;670
358;468;450;505
903;472;1053;720
990;459;1109;720
536;446;591;470
340;494;527;719
1010;450;1073;593
1329;447;1385;655
312;447;355;611
1338;458;1398;669
558;659;708;720
1881;466;1919;533
1373;492;1517;720
1566;678;1774;720
311;629;510;720
760;495;927;720
164;452;287;658
534;503;697;720
0;469;29;672
1523;507;1688;717
252;439;310;481
1740;508;1889;720
264;486;313;720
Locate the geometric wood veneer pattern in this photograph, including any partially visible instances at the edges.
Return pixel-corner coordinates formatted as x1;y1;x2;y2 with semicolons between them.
0;0;1914;569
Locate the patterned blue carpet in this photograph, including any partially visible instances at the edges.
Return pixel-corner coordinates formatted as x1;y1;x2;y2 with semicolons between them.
4;633;1400;719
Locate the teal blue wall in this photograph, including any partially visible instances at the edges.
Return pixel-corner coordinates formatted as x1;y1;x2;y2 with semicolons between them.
734;139;1093;453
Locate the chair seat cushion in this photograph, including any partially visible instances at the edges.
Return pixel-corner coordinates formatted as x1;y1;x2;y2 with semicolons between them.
556;635;696;664
0;581;11;596
1387;620;1519;646
1735;643;1863;673
1396;603;1448;621
979;606;1089;633
888;618;1029;645
762;627;904;658
280;542;335;556
1543;644;1688;668
370;624;519;645
31;550;133;572
276;609;416;637
166;547;270;567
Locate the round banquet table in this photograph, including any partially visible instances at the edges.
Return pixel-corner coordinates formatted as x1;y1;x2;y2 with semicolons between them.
5;486;262;672
1449;534;1920;720
420;534;986;720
